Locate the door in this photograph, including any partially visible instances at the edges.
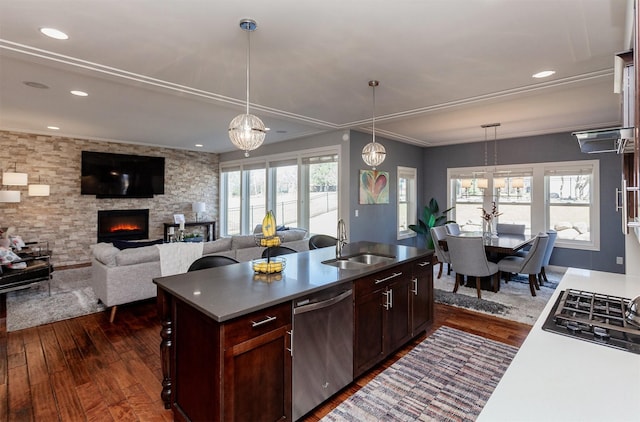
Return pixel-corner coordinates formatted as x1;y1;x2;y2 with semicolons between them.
411;258;433;335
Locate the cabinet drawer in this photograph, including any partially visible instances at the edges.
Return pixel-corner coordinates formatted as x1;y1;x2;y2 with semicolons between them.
355;264;407;297
223;302;292;346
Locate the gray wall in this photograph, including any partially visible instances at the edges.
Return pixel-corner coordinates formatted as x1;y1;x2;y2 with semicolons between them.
348;130;426;246
422;132;624;273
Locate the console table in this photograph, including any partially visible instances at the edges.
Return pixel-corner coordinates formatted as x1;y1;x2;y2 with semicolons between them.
0;242;53;295
163;221;216;242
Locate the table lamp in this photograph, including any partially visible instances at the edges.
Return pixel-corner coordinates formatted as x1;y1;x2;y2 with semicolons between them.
192;202;206;222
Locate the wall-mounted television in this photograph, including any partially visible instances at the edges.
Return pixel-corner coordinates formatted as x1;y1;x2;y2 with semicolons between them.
81;151;165;198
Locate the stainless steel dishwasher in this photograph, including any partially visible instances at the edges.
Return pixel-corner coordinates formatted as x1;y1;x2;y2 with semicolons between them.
292;285;353;420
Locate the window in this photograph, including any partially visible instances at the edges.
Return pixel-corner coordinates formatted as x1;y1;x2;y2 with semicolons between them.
397;166;417;240
448;160;599;250
220;147;340;237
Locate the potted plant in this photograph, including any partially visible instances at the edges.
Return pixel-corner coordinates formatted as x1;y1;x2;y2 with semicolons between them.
409;197;455;249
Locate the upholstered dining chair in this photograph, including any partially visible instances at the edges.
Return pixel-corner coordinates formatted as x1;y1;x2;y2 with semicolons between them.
539;229;557;285
497;233;549;296
188;255;239;272
496;223;526;235
261;246;297;258
446;235;499;299
308;234;337;250
430;226;452;279
445;223;461;236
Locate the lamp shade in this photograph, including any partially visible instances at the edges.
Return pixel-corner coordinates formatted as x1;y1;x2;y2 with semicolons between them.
512;177;525;189
29;184;50;196
461;179;472;189
0;190;20;202
192;202;206;213
2;171;28;186
476;178;488;189
494;178;506;189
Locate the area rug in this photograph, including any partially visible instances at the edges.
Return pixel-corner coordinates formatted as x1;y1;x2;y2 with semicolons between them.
6;267;105;332
433;266;564;325
321;326;518;421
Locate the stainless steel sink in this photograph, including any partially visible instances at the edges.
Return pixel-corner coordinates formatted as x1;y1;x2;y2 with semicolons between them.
322;253;395;269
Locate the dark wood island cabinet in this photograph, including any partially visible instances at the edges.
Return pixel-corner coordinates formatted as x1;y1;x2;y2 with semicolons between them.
154;242;432;422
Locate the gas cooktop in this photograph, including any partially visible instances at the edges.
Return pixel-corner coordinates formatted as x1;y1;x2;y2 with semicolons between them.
542;289;640;354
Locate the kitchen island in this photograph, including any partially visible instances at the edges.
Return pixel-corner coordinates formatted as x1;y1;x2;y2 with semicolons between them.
154;241;433;421
478;267;640;422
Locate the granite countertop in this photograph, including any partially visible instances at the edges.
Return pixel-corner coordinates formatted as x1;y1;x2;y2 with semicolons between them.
153;241;431;322
478;267;640;422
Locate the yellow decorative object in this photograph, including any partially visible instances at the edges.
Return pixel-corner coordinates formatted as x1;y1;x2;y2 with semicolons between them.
252;257;286;274
260;236;281;247
262;210;276;238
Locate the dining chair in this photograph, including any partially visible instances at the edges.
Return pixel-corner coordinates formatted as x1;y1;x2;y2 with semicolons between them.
496;223;526;235
430;226;452;279
446;235;499;299
188;255;239;272
262;245;297;258
308;234;337;250
539;229;557;285
497;233;549;296
445;223;461;236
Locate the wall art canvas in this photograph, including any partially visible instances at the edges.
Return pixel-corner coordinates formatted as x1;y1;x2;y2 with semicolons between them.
359;170;389;204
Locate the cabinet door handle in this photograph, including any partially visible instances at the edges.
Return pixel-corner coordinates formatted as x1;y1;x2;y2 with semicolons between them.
251;315;276;327
389;288;393;309
374;271;402;284
412;277;418;295
418;261;429;267
382;290;390;310
286;330;293;356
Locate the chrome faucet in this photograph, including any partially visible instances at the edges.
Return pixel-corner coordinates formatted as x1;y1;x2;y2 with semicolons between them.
336;218;347;258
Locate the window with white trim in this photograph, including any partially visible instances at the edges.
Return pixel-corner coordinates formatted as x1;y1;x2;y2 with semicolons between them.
220;147;340;236
447;160;599;250
397;166;417;240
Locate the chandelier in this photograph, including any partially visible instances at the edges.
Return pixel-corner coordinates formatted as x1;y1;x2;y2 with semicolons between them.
362;80;386;169
228;19;266;157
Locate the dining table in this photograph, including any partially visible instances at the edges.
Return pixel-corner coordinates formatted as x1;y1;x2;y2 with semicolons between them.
439;232;535;257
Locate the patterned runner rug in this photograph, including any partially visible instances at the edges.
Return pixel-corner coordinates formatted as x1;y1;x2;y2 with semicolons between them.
321;326;517;421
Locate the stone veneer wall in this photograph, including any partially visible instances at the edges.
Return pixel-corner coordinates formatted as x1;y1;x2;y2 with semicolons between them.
0;130;219;267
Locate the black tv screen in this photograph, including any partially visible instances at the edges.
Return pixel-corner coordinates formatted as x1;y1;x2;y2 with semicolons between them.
81;151;165;198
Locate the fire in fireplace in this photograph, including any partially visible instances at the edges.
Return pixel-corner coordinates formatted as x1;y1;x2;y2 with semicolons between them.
98;209;149;243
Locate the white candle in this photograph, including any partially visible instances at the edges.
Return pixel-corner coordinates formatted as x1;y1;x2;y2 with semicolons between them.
179;222;185;231
169;227;175;235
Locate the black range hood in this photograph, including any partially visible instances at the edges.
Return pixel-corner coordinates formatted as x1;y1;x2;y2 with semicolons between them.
572;127;634;154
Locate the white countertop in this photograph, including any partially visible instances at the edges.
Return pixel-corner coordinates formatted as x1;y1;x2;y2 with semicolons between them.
478;268;640;422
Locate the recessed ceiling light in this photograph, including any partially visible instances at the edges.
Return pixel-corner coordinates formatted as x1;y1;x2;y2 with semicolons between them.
70;90;88;97
23;81;49;89
40;27;69;40
47;126;60;130
532;70;555;79
195;144;203;148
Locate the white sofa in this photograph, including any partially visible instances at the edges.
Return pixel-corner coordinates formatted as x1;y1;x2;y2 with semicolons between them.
90;229;309;322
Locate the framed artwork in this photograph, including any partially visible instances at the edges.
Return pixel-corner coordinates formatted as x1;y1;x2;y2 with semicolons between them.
359;170;389;204
173;214;185;224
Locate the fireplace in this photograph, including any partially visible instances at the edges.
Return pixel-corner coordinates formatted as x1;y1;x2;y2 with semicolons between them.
98;209;149;243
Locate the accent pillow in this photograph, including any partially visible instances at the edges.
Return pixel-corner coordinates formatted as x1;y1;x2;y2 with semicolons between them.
202;237;232;255
112;238;163;250
0;246;21;265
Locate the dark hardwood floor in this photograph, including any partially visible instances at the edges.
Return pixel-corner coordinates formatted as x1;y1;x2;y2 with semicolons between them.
0;293;531;421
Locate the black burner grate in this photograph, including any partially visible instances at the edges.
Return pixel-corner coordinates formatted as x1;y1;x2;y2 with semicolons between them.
542;289;640;354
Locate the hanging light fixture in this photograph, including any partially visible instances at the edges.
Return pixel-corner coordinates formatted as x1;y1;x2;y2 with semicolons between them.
2;163;28;186
228;18;266;157
0;189;20;202
28;176;50;196
362;80;386;169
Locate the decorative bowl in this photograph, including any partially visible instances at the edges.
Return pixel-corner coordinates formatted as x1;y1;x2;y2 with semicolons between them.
254;234;283;248
252;257;286;274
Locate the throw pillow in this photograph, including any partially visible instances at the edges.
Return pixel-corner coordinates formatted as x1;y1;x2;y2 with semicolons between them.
0;246;21;264
112;238;163;250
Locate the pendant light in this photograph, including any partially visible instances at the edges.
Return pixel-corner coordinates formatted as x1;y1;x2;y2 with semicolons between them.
228;18;266;157
2;163;28;186
362;80;386;169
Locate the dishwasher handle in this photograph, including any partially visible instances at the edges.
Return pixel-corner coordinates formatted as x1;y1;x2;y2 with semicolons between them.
293;289;353;315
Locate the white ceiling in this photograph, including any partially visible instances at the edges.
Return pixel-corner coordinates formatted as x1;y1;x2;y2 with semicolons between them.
0;0;634;154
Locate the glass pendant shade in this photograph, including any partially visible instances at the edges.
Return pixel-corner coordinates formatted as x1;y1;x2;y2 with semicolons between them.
229;113;266;157
0;190;20;202
362;141;386;169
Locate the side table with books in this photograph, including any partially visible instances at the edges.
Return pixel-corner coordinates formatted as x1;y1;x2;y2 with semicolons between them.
0;241;53;295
